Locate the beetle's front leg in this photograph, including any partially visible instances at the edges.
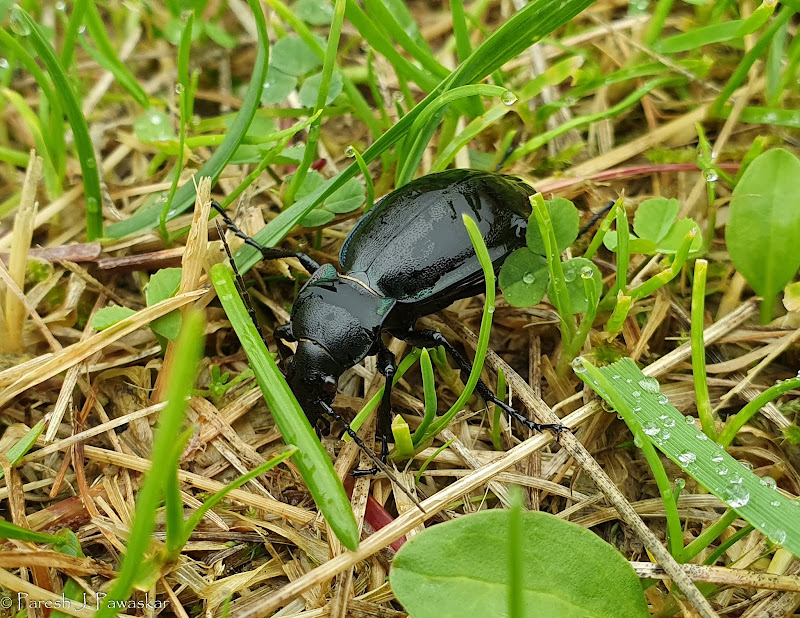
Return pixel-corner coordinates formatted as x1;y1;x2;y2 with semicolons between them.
397;328;567;438
273;323;295;365
376;341;397;462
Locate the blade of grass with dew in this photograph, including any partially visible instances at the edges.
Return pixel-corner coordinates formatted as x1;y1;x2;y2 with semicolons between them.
235;0;596;274
210;263;359;551
105;0;269;238
59;0;89;70
575;357;800;557
396;84;511;187
417;214;497;442
82;2;150;108
95;309;205;618
11;6;104;239
284;0;346;205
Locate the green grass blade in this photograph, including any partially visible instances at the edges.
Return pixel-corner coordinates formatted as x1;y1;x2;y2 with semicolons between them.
0;419;46;481
95;310;205;618
0;520;62;545
210;263;359;551
105;0;269;238
576;357;800;557
431;104;510;172
411;348;438;444
450;0;473;63
59;0;89;69
691;260;716;439
12;6;104;239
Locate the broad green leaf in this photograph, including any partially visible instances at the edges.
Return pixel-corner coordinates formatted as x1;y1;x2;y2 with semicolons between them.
526;197;579;255
783;281;800;312
92;306;136;330
151;312;183;341
726;148;800;322
298;71;343;107
499;248;548;307
296;0;334;25
633;197;679;243
656;217;702;254
271;36;322;76
390;509;648;618
261;65;297;104
145;268;183;306
293;169;327;201
299;209;335;227
134;109;176;143
577;358;800;557
602;230;657;255
324;177;365;213
551;257;602;314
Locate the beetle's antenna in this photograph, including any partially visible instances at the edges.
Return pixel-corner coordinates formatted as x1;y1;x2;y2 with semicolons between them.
578;199;615;238
493;143;518;172
216;219;268;346
321;402;426;513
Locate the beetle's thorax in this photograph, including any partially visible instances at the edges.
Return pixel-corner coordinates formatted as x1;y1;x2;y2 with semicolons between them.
291;264;396;369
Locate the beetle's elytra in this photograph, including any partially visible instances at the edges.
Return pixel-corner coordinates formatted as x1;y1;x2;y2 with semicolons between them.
214;169;564;469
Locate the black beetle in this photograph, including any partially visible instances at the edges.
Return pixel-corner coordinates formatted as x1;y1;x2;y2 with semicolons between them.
213;169;564;466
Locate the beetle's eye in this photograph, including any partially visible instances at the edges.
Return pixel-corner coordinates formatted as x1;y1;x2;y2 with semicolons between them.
322;376;337;397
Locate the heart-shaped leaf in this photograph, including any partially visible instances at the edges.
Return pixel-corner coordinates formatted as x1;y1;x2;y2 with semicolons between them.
261;65;297;104
656;217;702;254
324;177;365;214
499;248;549;307
390;509;648;618
602;230;657;255
145;268;183;306
271;36;322;77
633;197;679;243
526;196;579;255
550;257;602;314
726;148;800;322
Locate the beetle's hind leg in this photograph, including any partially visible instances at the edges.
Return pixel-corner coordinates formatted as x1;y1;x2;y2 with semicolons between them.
397;328;567;438
211;201;321;274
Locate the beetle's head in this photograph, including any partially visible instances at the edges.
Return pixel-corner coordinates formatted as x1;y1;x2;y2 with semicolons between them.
285;339;344;422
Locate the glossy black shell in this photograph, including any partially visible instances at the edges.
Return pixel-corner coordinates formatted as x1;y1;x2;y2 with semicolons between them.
339;169;533;316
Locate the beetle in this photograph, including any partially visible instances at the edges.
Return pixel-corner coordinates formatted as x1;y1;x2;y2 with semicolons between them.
213;168;565;467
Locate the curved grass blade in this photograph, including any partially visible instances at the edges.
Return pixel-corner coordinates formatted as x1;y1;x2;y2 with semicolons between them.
210;263;359;551
12;6;104;239
105;0;269;238
576;357;800;557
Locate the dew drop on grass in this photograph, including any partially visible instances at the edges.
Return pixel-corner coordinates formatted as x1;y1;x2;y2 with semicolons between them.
633;435;643;448
678;451;697;465
739;460;754;471
729;473;743;485
631;390;642;398
642;421;659;436
175;83;184;94
760;476;777;489
564;268;576;282
661;431;671;441
55;0;66;10
695;432;708;440
711;454;724;463
580;266;594;279
344;145;356;158
685;415;696;424
77;24;86;34
523;271;536;284
501;90;518;105
0;58;9;70
571;357;587;374
10;7;31;35
86;158;97;169
663;417;675;428
769;530;787;545
716;465;729;476
639;377;660;393
771;500;781;507
487;305;495;314
704;169;719;182
724;485;750;508
674;478;686;491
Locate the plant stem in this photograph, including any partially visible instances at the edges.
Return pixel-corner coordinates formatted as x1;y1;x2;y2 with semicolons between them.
691;259;716;439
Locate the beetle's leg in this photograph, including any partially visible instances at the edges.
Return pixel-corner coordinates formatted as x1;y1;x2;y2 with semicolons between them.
376;342;397;462
211;201;321;273
398;329;567;437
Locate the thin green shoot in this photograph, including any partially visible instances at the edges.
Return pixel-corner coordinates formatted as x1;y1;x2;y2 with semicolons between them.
605;292;632;335
0;519;66;546
96;309;205;618
681;509;738;563
163;427;193;558
642;0;675;46
346;145;375;211
12;6;103;239
284;0;347;205
628;229;697;301
532;193;576;341
718;375;800;448
411;348;438;444
450;0;472;63
0;418;46;481
704;524;754;565
160;12;194;243
210;263;359;550
419;214;496;441
415;437;457;486
614;200;629;296
392;416;415;458
584;198;621;261
431;104;510;172
559;267;600;374
692;259;716;439
59;0;89;70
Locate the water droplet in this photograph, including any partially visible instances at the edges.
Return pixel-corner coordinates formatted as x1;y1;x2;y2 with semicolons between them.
501;90;518;105
77;24;86;34
85;158;96;169
674;478;686;491
611;374;621;380
523;272;536;284
657;394;669;405
564;269;576;282
571;357;587;374
150;113;162;125
55;0;66;9
678;451;697;465
685;416;696;424
633;435;643;447
663;417;675;428
771;500;781;507
344;145;356;158
729;473;743;485
696;432;708;440
770;529;786;544
639;377;660;393
631;390;642;398
760;476;777;489
704;169;718;182
393;90;404;102
717;466;728;475
175;83;184;94
711;454;723;463
724;485;750;508
633;406;642;412
642;421;660;436
626;379;632;384
0;58;8;70
580;266;594;279
487;305;495;314
10;6;31;35
738;460;754;471
661;431;671;441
